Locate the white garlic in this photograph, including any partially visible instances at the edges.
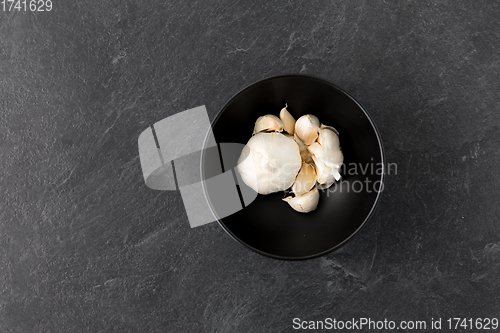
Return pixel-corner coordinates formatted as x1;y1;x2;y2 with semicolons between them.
308;125;343;187
279;105;296;135
240;106;344;213
237;132;302;195
307;142;325;160
292;163;316;196
318;127;343;169
295;114;320;145
311;154;337;185
308;142;343;169
294;133;314;164
318;125;340;148
316;180;336;190
283;187;320;213
253;115;283;135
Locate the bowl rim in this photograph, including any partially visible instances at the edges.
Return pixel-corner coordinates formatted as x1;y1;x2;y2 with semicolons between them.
202;73;386;260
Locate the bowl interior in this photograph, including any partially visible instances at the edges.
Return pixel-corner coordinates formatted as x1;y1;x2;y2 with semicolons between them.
202;75;384;259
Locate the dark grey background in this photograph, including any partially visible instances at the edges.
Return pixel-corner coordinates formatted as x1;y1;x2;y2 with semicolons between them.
1;1;499;332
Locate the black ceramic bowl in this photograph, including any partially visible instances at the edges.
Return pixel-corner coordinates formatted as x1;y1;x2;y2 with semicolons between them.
202;74;384;260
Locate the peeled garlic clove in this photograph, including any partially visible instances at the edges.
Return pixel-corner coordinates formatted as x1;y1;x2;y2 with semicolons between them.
295;115;320;145
237;132;302;195
252;115;284;135
294;133;314;164
279;105;296;135
292;163;316;196
283;187;320;213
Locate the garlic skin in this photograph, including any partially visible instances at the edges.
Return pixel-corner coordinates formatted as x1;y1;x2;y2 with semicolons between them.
283;187;320;213
295;115;320;145
253;115;283;135
237;132;302;195
279;105;296;135
292;163;316;196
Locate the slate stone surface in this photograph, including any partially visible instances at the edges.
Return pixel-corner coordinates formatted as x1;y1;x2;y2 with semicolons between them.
1;1;499;332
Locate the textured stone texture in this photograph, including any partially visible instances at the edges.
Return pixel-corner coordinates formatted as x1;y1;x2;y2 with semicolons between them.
1;0;499;332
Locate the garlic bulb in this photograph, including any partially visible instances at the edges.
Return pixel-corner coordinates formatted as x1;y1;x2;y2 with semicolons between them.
292;163;316;196
237;132;302;195
253;115;284;135
283;187;320;213
295;115;320;145
279;105;296;135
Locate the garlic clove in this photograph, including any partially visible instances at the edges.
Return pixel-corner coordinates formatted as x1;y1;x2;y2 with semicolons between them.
315;167;341;190
252;115;284;135
332;168;341;181
308;131;343;186
294;133;314;164
309;143;343;169
317;126;340;148
311;154;336;185
316;178;335;190
318;124;339;139
312;127;343;168
237;132;302;195
279;105;296;135
283;187;320;213
307;142;324;159
292;163;316;196
294;115;320;145
321;124;339;132
326;149;344;169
